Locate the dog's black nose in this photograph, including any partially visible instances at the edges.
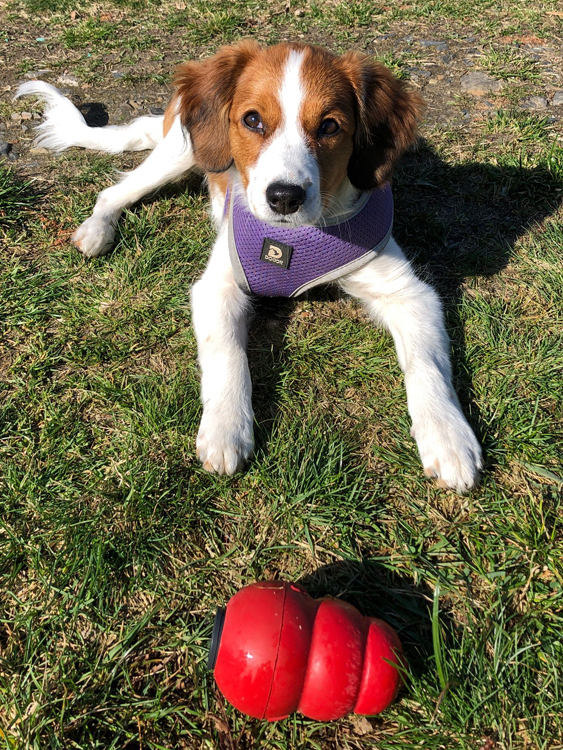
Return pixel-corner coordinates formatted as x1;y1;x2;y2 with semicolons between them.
266;182;306;215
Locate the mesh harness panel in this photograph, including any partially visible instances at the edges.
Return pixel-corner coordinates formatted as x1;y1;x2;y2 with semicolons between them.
227;184;394;298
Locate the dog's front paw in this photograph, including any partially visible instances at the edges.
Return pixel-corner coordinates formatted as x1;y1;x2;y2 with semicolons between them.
411;409;482;493
196;406;254;475
72;216;116;258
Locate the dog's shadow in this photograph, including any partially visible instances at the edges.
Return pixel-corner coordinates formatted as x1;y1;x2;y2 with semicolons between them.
248;139;563;466
78;102;110;128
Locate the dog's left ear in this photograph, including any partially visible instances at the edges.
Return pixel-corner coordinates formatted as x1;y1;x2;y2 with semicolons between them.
174;41;260;173
339;53;423;190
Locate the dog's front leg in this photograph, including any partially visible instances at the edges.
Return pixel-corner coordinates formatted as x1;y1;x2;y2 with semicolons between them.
191;227;254;474
340;238;482;493
73;116;194;258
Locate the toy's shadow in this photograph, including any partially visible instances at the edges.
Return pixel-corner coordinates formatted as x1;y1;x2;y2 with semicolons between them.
247;139;562;464
297;559;438;679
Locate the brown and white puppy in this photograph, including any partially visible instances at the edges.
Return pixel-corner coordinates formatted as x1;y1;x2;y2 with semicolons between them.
16;42;482;491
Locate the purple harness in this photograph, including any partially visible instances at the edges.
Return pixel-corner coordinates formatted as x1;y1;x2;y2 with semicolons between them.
227;184;394;298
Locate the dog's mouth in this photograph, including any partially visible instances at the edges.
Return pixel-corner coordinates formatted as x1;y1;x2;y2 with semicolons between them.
252;198;323;228
263;215;296;226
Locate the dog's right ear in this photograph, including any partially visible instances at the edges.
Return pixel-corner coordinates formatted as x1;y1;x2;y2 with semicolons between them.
174;41;260;173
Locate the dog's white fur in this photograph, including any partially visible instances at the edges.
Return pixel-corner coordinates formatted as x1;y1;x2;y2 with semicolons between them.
16;49;483;492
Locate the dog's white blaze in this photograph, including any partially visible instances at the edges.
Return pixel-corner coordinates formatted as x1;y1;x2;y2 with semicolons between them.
246;49;321;225
278;48;307;147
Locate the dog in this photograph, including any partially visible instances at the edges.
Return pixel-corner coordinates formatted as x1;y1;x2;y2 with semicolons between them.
16;41;483;492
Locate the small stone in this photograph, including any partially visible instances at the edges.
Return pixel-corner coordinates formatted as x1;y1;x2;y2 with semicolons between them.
20;111;32;120
10;112;22;121
0;141;11;155
521;95;548;109
460;71;503;96
57;74;79;87
30;146;50;154
419;40;447;51
149;106;165;116
551;92;563;106
32;113;41;120
7;149;19;161
24;69;51;78
294;8;305;16
112;70;125;79
408;68;431;79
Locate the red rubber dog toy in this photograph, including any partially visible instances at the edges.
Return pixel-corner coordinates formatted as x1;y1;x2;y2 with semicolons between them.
208;580;404;721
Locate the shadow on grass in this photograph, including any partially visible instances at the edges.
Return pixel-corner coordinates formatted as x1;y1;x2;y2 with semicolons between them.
394;139;562;468
0;161;42;231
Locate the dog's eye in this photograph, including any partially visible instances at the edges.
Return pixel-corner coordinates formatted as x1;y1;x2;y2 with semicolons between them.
243;111;264;133
318;118;340;137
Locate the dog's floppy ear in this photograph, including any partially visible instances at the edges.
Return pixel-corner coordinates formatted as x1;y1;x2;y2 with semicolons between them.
174;41;260;173
339;52;423;190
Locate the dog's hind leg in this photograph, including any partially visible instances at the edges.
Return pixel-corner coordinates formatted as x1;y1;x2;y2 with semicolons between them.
15;81;165;153
16;82;193;257
71;115;195;257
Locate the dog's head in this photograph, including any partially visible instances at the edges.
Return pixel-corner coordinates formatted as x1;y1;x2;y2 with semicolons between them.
174;41;422;226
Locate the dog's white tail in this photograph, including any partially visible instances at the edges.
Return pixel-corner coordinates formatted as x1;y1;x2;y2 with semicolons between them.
15;81;165;153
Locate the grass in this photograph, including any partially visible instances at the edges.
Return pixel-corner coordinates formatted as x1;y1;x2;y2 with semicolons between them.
2;0;563;748
481;47;542;83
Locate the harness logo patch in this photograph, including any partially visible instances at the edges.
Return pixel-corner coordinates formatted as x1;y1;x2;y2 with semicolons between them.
261;238;293;269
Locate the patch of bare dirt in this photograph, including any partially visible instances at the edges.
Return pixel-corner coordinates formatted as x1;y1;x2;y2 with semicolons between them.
2;10;563;174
